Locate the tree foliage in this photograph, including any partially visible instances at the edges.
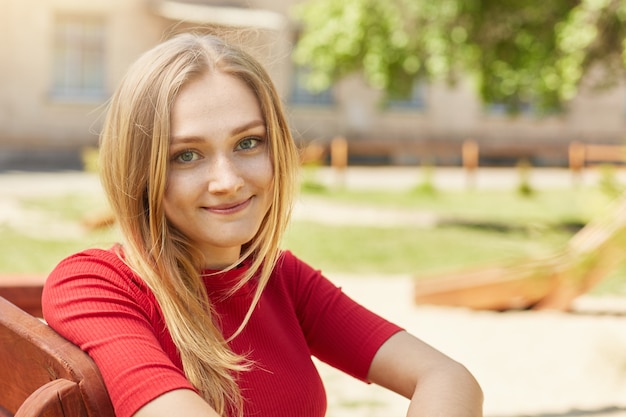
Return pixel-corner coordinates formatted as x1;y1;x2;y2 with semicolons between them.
293;0;626;113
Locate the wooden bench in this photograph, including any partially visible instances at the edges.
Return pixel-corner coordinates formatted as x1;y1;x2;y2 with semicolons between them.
0;275;46;317
414;190;626;311
0;296;115;417
569;142;626;171
303;137;570;168
342;138;462;165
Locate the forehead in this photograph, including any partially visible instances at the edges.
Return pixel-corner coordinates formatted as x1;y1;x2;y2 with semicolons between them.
170;71;263;138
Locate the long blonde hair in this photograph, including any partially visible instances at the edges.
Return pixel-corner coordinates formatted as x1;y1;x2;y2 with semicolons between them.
98;33;299;416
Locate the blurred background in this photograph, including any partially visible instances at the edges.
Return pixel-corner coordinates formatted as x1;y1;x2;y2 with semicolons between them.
2;0;626;169
2;1;626;416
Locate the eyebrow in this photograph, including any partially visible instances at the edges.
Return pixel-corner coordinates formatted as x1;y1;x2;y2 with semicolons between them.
170;119;266;144
232;119;266;136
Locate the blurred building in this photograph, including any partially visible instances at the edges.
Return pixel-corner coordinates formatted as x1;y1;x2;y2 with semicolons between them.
1;0;625;169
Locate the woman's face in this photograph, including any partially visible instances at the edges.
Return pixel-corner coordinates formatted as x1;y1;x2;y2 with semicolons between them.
164;71;274;269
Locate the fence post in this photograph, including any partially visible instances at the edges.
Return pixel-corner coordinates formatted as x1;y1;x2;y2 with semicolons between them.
569;141;585;187
462;139;479;189
331;136;348;188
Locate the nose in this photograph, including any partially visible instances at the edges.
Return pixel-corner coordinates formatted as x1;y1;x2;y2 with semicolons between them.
207;154;244;194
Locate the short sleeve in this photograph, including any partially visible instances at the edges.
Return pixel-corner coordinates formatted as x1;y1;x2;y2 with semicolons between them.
279;251;403;381
42;249;195;417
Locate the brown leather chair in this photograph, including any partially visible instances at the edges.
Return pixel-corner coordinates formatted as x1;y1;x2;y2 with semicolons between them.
0;296;115;417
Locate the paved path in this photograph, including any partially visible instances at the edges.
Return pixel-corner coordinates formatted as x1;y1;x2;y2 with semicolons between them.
306;166;626;191
1;165;623;196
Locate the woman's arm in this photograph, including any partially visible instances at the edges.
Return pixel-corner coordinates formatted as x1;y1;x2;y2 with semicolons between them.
133;389;221;417
367;330;484;417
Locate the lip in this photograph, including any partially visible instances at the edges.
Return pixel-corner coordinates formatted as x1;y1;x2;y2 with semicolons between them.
204;197;252;214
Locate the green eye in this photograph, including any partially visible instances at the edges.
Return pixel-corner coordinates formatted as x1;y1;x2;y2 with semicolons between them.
176;150;198;162
239;138;255;150
238;137;262;151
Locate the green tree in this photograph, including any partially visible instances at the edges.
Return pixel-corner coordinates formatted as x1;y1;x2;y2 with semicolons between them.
293;0;626;113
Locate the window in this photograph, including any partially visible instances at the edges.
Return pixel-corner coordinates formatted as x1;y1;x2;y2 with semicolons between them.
385;79;427;110
485;101;532;116
290;65;335;106
52;15;106;100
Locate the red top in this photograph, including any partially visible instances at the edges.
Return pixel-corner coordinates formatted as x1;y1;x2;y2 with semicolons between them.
42;248;402;417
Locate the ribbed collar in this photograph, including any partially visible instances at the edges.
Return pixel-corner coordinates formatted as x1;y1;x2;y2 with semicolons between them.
200;260;256;300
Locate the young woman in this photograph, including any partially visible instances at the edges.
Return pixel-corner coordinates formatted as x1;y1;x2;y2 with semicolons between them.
42;33;483;417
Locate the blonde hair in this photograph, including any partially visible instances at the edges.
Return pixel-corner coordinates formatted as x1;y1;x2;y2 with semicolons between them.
99;33;299;416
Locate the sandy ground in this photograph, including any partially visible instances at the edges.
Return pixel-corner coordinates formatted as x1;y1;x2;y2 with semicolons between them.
319;274;626;417
2;168;626;416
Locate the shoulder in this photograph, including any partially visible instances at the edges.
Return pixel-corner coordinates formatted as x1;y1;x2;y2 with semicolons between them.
269;250;338;300
46;246;144;290
272;250;323;286
54;246;129;271
42;246;154;320
274;250;317;277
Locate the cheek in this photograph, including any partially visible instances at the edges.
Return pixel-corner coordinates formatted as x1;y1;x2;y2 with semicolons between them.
162;171;196;214
246;153;274;189
161;189;179;228
263;160;275;190
250;156;274;211
264;163;276;205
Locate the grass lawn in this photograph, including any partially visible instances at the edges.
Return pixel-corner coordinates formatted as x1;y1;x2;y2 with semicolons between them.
2;181;625;295
285;185;626;295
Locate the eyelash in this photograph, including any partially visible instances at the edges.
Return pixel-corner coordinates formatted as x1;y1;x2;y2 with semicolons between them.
237;136;263;150
171;136;265;164
173;150;199;163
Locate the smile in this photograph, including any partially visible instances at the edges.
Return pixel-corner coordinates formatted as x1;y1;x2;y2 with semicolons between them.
204;197;252;214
